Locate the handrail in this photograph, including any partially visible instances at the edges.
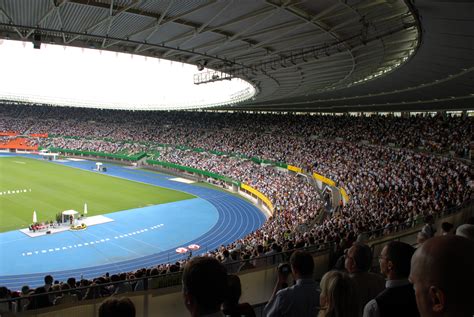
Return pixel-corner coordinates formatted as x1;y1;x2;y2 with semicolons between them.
0;244;332;310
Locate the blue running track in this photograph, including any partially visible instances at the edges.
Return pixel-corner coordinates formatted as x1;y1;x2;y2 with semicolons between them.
0;155;266;290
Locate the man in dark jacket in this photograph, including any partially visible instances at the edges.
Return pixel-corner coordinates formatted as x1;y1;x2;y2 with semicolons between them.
363;241;418;317
345;243;385;316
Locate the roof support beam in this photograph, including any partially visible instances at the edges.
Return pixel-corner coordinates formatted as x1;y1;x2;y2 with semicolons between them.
133;0;175;53
66;0;140;44
0;8;24;39
105;1;217;49
25;0;69;39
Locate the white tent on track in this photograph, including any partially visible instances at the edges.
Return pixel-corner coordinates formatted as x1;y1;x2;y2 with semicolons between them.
61;210;79;224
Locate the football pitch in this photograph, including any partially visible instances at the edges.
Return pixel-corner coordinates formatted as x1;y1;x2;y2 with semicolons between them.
0;157;195;232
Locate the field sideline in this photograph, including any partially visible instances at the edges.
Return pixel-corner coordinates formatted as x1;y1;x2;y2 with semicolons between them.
0;157;195;232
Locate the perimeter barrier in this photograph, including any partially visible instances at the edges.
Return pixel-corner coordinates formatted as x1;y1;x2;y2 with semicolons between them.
48;147;146;162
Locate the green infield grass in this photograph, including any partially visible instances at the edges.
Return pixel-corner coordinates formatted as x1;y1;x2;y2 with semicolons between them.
0;157;195;232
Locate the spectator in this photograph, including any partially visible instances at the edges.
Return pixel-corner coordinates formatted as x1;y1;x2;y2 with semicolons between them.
416;232;430;248
26;287;51;310
182;256;228;317
99;297;136;317
53;284;78;306
345;244;385;316
222;275;256;317
363;241;418;317
455;224;474;241
66;277;81;300
421;215;435;239
18;285;32;311
409;236;474;317
440;222;453;236
264;251;320;317
43;275;53;292
238;253;256;272
0;286;13;313
318;270;358;317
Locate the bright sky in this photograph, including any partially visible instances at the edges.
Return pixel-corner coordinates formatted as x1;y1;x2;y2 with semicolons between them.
0;39;255;110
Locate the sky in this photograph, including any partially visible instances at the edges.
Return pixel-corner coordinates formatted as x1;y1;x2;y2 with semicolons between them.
0;39;255;110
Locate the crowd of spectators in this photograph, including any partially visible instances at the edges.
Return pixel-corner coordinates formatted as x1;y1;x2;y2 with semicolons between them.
0;103;471;158
0;103;473;314
41;137;153;156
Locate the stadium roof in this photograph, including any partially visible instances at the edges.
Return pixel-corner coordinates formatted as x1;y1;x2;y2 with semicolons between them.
0;0;473;112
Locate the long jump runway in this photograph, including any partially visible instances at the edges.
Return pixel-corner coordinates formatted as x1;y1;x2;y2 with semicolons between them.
0;156;266;290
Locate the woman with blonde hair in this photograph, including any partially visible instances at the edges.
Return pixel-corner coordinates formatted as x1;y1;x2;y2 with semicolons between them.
318;270;358;317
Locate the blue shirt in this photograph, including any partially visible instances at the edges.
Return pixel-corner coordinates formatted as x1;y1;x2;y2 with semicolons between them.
264;278;320;317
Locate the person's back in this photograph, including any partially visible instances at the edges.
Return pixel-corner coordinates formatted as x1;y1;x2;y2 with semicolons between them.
182;256;228;317
53;284;78;306
349;272;385;311
318;270;358;317
222;275;256;317
0;287;11;313
345;244;385;316
98;297;135;317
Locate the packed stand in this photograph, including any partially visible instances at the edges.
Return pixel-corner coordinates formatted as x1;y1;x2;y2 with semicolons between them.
0;103;473;314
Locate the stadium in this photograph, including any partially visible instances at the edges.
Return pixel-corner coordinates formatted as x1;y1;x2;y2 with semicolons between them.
0;1;473;316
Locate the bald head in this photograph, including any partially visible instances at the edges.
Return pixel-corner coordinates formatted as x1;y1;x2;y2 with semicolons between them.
410;236;474;317
456;224;474;241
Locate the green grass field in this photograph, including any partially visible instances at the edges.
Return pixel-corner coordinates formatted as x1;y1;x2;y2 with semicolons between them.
0;157;195;232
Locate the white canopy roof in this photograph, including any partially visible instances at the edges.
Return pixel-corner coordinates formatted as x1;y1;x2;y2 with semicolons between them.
62;210;78;216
